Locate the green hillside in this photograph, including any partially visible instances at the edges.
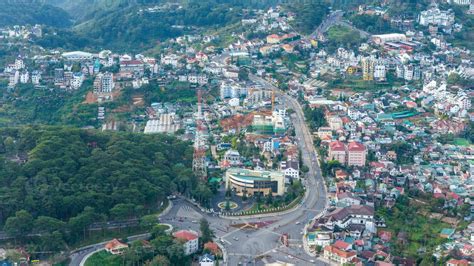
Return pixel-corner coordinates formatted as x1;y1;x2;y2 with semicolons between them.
0;2;71;27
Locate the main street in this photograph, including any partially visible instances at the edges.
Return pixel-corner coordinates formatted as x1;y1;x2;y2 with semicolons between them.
157;69;328;265
70;45;328;266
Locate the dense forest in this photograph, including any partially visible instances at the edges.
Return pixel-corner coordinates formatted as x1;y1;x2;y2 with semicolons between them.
0;126;195;246
0;2;71;28
286;0;329;35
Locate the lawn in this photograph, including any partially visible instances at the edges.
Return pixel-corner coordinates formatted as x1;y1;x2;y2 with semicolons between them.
453;138;471;147
85;250;121;266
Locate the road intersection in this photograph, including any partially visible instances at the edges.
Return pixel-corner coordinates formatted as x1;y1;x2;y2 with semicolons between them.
70;45;329;266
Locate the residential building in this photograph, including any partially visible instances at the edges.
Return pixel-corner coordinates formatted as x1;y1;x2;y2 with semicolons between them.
374;63;386;81
54;68;64;85
419;7;455;27
14;58;24;70
105;239;128;255
280;160;299;180
71;72;84;90
173;230;199;255
347;141;367;167
362;57;374;81
222;149;241;167
328;141;346;164
120;60;145;76
19;71;29;84
317;127;333;139
323;245;357;264
328;116;343;131
225;168;285;196
94;72;114;94
452;0;471;5
31;71;41;85
199;253;216;266
307;226;333;247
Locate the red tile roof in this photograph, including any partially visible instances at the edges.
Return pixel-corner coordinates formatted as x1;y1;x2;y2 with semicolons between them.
329;141;345;151
347;141;366;152
324;245;356;258
333;240;351;250
174;230;198;241
105;239;128;251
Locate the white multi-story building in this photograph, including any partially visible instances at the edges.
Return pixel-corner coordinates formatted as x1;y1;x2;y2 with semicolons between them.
19;71;29;84
94;72;114;94
280;160;299;180
173;230;199;255
14;58;24;70
71;73;84;90
419;7;455;27
8;71;19;87
374;63;386;81
161;54;179;67
31;71;41;85
452;0;471;5
223;149;241;166
220;80;246;99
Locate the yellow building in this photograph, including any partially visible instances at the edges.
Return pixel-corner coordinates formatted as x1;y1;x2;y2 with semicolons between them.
362;57;374;81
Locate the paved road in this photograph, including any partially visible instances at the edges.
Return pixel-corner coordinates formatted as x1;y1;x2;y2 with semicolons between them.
70;45;329;266
69;234;151;266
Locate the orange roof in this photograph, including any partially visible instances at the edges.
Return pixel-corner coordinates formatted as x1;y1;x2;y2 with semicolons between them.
333;240;351;250
324;245;356;258
105;239;128;250
174;230;198;241
204;242;221;254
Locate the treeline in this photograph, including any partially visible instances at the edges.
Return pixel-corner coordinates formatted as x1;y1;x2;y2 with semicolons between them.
0;126;196;247
0;2;71;28
72;0;246;51
286;0;329;34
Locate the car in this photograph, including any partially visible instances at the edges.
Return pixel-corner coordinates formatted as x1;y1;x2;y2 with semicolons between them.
288;255;294;259
310;260;315;263
295;221;301;225
191;220;198;223
233;237;239;241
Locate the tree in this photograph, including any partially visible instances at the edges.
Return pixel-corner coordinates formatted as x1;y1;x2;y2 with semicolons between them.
140;214;158;229
200;218;215;244
4;210;34;238
149;255;170;266
238;68;249;81
265;193;273;205
166;241;186;264
3;136;15;154
34;216;66;234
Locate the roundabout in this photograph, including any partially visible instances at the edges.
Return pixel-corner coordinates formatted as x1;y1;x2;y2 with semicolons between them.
218;200;238;210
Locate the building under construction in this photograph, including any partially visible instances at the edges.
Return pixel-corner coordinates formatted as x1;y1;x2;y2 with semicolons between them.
252;109;286;135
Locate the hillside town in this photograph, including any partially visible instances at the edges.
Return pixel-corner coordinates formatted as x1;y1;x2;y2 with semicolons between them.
0;1;473;266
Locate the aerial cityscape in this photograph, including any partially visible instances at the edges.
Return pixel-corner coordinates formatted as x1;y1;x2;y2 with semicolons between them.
0;0;472;265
